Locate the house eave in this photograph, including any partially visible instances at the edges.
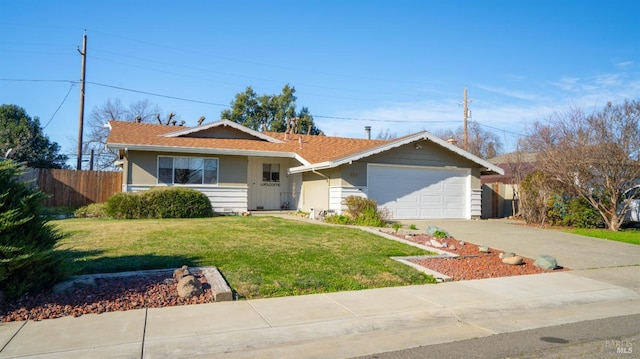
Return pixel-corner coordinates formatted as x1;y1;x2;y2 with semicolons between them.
287;132;504;175
106;143;298;159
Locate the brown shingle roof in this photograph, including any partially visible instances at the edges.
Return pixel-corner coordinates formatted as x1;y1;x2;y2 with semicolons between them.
106;121;390;164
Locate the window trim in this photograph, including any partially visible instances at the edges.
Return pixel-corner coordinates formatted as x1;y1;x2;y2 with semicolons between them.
157;155;219;186
262;163;281;183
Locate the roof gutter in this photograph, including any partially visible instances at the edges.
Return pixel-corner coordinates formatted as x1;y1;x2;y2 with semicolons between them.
106;143;300;159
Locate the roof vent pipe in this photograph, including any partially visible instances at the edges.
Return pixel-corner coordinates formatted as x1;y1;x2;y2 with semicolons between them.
365;126;371;140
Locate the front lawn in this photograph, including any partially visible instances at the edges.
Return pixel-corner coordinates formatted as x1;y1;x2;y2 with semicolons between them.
562;227;640;245
53;216;435;299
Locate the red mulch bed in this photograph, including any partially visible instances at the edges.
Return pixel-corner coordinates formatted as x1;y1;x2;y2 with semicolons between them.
0;271;213;323
397;233;568;281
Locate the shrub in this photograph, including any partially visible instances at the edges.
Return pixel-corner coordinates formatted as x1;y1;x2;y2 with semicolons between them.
409;224;417;230
0;160;66;299
564;197;602;228
330;196;389;227
356;205;387;227
106;187;213;219
391;222;402;233
343;196;377;218
74;203;108;218
324;214;352;225
144;187;213;218
106;192;145;219
433;230;448;238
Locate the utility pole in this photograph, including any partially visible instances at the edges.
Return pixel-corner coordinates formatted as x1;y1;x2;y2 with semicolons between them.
76;30;87;170
462;87;472;151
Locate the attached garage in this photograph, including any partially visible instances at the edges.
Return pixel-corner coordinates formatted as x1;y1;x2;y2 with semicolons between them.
368;164;470;220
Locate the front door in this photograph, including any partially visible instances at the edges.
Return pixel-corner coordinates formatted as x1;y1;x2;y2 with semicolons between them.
248;157;289;210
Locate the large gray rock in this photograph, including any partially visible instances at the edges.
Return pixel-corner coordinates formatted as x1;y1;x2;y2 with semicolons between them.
534;254;558;270
478;245;490;253
177;275;203;298
425;225;450;238
53;277;97;294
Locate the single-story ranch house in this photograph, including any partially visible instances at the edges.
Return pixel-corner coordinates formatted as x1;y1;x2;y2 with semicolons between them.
105;119;503;220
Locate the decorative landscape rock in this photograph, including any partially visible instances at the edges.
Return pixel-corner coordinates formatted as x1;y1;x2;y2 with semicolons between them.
502;255;524;265
176;275;203;298
53;277;97;294
499;252;515;259
173;265;191;281
478;245;490;253
534;254;558;270
425;225;450;238
429;239;444;248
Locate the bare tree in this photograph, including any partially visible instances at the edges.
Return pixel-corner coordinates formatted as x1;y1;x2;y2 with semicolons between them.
375;128;397;140
435;121;502;159
523;100;640;231
86;99;162;170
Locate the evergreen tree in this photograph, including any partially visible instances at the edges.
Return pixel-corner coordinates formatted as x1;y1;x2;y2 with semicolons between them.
0;104;68;168
0;160;65;300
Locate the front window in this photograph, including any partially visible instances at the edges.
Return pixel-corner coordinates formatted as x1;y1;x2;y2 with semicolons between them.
158;156;218;185
262;163;280;182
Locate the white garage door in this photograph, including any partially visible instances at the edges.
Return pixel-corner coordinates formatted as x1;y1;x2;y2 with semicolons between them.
368;164;469;220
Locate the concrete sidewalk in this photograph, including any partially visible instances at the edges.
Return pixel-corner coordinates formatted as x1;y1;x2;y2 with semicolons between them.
1;219;639;358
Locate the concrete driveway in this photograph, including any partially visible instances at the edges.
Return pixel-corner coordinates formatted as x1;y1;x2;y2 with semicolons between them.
400;219;640;292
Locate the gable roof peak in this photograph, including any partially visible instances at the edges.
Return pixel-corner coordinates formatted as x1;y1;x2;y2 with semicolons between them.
161;119;283;143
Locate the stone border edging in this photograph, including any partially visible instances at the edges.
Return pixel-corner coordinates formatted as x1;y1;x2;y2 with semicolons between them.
53;266;234;302
357;227;459;282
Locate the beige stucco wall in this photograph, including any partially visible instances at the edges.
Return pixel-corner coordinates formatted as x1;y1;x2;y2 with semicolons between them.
301;171;330;212
125;151;247;186
338;162;367;187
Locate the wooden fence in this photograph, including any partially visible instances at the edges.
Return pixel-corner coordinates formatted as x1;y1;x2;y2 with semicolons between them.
20;168;123;208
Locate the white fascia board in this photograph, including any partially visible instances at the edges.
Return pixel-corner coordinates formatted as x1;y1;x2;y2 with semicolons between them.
287;131;505;175
294;154;312;167
420;133;505;175
288;161;332;174
106;143;297;159
161;119;283;143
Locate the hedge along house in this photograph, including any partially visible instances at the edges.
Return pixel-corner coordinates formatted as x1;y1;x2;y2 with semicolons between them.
105;119;503;220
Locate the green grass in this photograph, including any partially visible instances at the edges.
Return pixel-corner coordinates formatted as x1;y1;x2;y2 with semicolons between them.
562;227;640;245
52;216;436;299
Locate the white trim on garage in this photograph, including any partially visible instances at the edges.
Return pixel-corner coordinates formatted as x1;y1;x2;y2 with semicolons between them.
367;164;471;220
329;186;368;213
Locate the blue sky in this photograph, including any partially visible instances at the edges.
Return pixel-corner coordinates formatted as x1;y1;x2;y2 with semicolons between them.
1;0;638;163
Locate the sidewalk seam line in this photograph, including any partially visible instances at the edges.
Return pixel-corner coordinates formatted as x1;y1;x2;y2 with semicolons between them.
322;294;360;317
0;320;27;353
140;308;148;359
246;301;274;327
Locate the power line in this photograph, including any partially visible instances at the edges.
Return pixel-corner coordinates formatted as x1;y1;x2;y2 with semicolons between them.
0;78;470;125
475;121;525;137
43;82;76;129
0;78;77;84
314;115;458;124
86;81;229;107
